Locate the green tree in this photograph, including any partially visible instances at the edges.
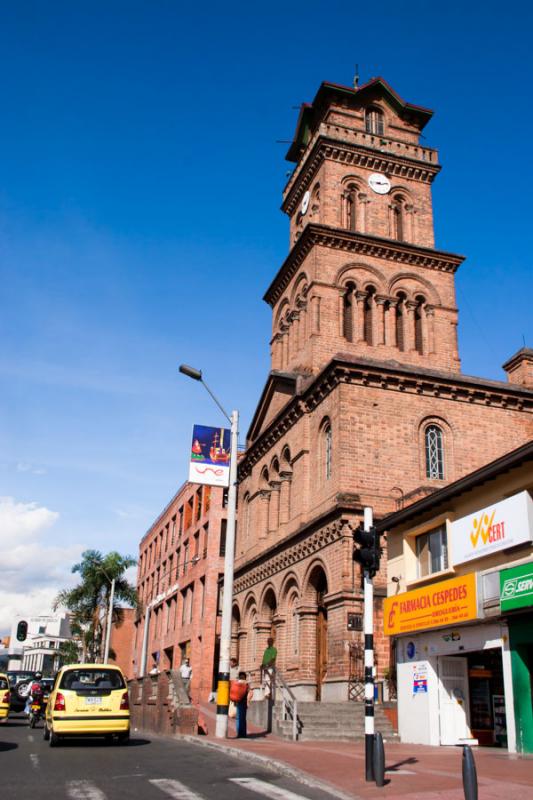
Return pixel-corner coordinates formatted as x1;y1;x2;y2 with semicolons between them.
57;639;81;668
54;550;137;663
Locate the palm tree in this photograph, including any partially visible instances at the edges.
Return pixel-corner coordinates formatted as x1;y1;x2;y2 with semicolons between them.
54;550;137;663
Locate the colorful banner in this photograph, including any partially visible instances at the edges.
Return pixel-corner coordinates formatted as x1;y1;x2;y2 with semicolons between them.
384;573;477;636
500;561;533;612
188;424;230;488
450;490;533;566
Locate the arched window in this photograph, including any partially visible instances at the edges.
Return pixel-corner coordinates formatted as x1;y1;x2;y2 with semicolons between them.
365;107;384;135
414;295;425;354
393;196;405;241
345;184;358;231
396;293;406;351
425;425;444;480
323;422;332;481
364;286;375;345
343;282;356;342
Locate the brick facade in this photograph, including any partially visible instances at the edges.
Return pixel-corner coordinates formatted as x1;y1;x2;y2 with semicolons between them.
133;482;227;704
231;77;533;702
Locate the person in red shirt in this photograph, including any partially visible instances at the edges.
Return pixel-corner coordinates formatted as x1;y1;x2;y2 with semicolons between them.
229;671;253;738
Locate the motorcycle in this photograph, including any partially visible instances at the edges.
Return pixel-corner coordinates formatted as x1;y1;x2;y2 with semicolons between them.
29;696;46;728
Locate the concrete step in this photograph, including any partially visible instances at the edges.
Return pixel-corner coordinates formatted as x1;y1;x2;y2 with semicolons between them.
273;701;397;742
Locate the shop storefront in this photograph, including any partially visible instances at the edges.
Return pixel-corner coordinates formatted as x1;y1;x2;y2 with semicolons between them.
500;561;533;753
385;573;516;750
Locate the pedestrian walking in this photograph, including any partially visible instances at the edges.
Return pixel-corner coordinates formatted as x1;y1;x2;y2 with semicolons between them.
230;657;240;680
179;658;192;698
229;671;253;738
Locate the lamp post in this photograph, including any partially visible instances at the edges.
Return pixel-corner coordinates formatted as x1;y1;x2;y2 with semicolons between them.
99;566;116;664
179;363;239;739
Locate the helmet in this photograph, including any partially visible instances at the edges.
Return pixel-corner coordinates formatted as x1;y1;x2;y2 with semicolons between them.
34;671;42;680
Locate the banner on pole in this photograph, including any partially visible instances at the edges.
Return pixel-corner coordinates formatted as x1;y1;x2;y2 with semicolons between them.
188;424;231;487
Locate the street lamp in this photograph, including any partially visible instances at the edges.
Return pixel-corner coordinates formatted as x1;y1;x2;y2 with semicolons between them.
99;566;116;665
179;363;239;739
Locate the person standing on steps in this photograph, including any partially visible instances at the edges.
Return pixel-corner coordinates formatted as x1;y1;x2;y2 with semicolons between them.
230;671;253;738
230;656;240;680
179;658;192;698
261;637;277;696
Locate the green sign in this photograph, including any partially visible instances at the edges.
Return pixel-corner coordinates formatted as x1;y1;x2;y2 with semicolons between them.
500;562;533;611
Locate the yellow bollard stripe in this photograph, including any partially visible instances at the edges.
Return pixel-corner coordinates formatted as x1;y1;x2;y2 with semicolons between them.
217;678;230;707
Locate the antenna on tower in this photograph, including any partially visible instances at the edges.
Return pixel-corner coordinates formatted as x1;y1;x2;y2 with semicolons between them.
354;64;360;89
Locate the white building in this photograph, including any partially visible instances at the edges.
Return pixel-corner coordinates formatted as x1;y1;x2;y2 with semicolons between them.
8;612;72;674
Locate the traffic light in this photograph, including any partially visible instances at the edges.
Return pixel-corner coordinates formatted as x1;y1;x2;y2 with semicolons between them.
353;523;381;577
16;620;28;642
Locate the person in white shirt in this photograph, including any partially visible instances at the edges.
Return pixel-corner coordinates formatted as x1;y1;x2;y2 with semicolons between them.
179;658;192;697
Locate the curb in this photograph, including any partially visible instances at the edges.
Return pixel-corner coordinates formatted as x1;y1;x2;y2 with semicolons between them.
176;733;361;800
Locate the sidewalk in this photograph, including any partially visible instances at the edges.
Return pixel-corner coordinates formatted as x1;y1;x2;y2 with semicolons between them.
192;701;533;800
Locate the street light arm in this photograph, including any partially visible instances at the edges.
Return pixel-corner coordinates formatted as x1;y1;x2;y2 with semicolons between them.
199;378;231;424
179;363;231;423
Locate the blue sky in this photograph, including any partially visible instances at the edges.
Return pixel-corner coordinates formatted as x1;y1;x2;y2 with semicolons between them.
1;1;532;630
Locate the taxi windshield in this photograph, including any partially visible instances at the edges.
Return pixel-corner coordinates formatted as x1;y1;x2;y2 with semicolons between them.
60;669;125;691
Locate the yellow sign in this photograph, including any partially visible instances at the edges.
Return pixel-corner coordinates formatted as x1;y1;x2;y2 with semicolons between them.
384;573;477;636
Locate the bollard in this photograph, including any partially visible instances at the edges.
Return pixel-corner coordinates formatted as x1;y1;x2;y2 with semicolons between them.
462;745;478;800
373;731;385;787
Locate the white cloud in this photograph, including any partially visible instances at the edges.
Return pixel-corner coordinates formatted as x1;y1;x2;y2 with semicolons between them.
0;497;84;634
16;462;47;475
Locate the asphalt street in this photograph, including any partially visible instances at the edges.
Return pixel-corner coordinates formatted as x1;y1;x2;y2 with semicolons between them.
1;714;342;800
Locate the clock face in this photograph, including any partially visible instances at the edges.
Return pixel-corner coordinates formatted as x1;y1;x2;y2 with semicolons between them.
368;173;391;195
301;190;310;215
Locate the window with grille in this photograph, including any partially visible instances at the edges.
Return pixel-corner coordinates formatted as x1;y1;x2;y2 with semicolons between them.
416;525;448;577
365;108;384;135
425;425;444;479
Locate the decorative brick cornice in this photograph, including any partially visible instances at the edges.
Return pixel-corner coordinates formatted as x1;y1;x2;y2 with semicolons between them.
263;224;464;307
283;134;440;216
238;356;533;478
233;517;349;595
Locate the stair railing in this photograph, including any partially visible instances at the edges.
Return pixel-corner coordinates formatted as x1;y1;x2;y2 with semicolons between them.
264;666;299;741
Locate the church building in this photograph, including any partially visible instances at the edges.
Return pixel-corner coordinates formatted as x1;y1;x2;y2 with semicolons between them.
231;77;533;703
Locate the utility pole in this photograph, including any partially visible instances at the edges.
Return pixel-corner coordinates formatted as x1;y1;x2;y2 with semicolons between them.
353;506;381;782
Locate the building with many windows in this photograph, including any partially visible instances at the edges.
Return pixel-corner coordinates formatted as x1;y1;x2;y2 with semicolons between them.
8;612;72;675
381;439;533;753
230;77;533;705
133;482;228;703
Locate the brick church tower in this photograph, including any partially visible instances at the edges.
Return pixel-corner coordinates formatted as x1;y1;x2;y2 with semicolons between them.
231;78;533;702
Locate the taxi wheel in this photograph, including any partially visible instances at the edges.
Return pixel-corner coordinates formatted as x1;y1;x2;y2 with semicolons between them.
49;729;60;747
43;723;50;741
118;732;130;745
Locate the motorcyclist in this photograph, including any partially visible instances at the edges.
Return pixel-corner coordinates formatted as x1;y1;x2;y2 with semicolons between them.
27;671;44;717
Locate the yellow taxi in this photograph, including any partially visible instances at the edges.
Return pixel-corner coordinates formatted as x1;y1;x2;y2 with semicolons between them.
44;664;130;746
0;673;10;723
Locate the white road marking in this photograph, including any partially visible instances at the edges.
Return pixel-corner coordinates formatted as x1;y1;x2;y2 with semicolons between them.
27;734;34;742
229;777;313;800
150;778;206;800
30;753;39;769
66;780;107;800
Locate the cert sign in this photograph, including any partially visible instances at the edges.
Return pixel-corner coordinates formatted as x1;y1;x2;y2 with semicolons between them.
188;424;230;488
450;490;533;566
384;573;477;636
